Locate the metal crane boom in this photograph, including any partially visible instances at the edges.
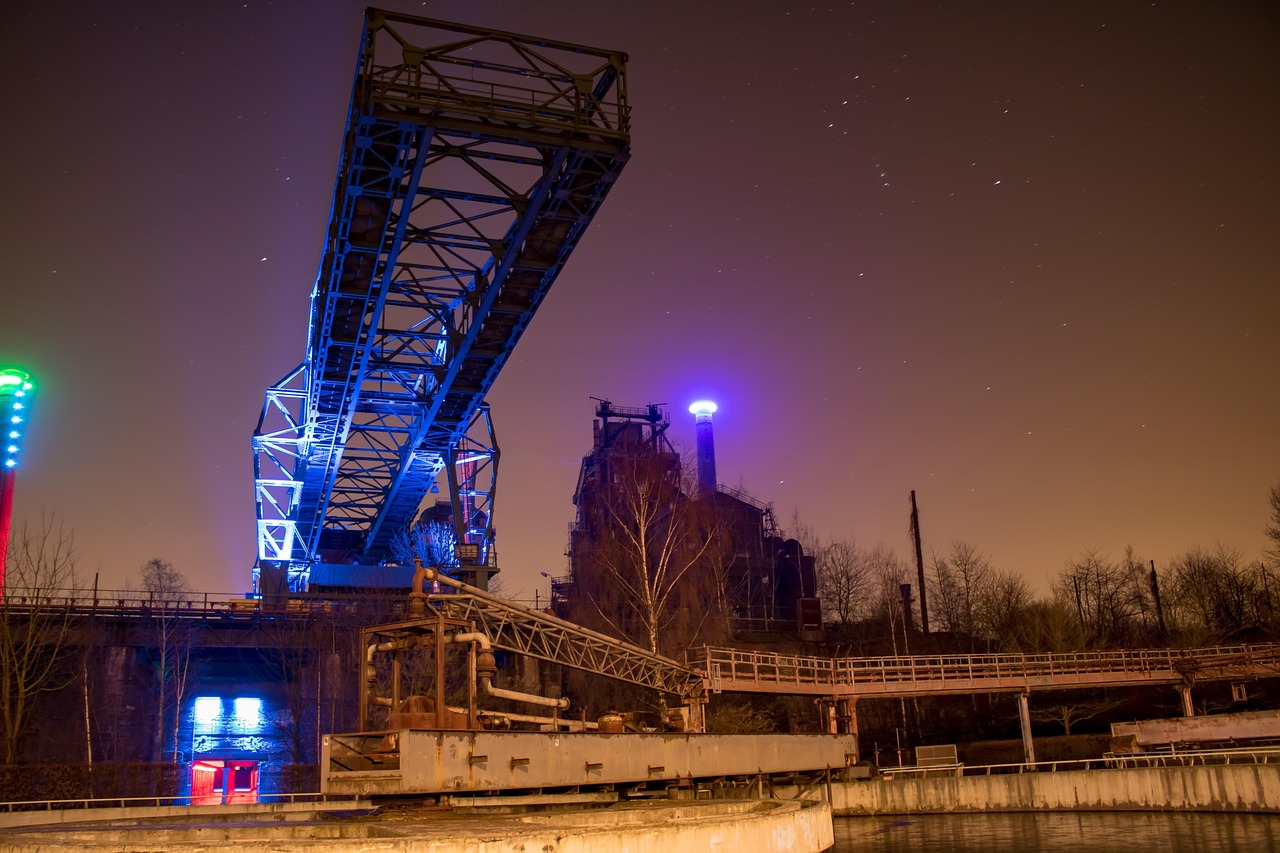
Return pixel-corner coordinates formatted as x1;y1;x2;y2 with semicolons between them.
253;10;630;590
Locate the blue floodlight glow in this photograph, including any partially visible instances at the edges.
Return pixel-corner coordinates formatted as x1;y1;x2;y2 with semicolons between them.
194;696;221;724
688;400;718;415
234;697;263;724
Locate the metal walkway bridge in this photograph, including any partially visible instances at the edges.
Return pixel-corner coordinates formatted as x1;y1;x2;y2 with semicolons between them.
691;644;1280;700
690;642;1280;760
327;566;1280;733
252;10;629;591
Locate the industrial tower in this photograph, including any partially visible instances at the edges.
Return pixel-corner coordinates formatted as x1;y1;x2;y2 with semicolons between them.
252;10;630;592
563;400;819;647
0;368;35;597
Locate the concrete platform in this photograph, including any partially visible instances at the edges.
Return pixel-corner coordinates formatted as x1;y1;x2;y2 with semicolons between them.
0;798;833;852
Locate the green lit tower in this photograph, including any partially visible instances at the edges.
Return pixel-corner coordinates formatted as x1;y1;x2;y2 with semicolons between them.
0;368;36;596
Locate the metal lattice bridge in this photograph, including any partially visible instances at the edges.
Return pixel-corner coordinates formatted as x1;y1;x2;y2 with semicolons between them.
252;10;629;591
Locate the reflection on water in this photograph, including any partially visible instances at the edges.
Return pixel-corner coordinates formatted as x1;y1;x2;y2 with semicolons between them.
832;812;1280;852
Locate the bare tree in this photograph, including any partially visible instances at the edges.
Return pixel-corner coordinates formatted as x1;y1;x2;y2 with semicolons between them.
0;514;80;763
389;520;458;573
1014;599;1089;653
572;449;725;655
1053;550;1147;648
786;510;822;559
1031;693;1125;736
814;539;870;626
139;558;195;766
256;612;324;765
866;545;911;648
1164;543;1259;643
928;541;992;643
1266;481;1280;572
976;569;1033;650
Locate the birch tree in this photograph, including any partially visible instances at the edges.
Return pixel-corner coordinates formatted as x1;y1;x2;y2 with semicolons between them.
140;558;195;766
572;449;725;655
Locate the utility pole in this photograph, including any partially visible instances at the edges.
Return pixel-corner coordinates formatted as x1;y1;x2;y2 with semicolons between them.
910;490;929;634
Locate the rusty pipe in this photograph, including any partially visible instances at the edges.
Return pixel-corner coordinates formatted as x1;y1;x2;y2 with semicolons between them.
478;673;570;710
445;631;491;651
365;636;418;682
444;630;566;709
365;636;419;712
409;561;439;616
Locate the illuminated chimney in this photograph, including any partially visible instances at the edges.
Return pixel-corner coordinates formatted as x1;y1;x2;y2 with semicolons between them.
689;400;718;499
1;368;36;599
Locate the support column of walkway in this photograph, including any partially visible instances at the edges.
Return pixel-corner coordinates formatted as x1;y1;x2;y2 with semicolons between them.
1017;692;1035;764
838;698;858;763
820;697;860;762
1178;683;1195;717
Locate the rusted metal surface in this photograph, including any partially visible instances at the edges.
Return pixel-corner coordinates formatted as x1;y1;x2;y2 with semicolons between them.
322;730;856;796
1112;709;1280;749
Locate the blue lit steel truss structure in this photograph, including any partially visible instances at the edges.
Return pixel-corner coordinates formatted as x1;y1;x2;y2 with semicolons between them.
253;10;630;591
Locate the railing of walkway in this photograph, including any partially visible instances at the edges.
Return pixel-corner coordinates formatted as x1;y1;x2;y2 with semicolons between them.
693;643;1280;695
0;791;340;813
877;746;1280;778
0;587;550;621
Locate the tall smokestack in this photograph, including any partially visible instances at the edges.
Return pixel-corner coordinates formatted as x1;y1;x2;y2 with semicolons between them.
689;400;718;499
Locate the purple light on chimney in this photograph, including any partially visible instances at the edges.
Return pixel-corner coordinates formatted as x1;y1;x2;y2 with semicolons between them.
689;400;718;499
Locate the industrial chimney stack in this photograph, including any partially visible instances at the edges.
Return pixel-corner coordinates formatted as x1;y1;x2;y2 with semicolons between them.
689;400;718;499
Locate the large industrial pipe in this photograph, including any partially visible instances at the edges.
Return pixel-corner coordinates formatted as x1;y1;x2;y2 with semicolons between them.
408;563;440;616
445;631;490;651
366;635;419;684
364;635;427;713
368;624;569;713
446;630;570;711
446;706;597;732
478;674;570;711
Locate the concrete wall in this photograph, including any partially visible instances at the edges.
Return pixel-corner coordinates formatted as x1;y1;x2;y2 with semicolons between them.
798;765;1280;815
1112;709;1280;747
0;800;833;853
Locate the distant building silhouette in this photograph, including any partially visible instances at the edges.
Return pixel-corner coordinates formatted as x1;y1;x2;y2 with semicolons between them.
561;400;818;642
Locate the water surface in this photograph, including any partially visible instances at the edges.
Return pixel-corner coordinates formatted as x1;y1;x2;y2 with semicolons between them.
832;811;1280;852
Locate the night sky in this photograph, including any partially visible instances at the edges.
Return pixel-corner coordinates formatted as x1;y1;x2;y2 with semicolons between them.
1;1;1276;600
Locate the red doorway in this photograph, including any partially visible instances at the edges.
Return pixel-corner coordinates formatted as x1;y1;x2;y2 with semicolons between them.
190;759;259;805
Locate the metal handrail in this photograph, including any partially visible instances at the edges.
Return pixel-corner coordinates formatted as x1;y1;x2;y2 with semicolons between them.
694;643;1280;690
0;790;340;813
0;587;417;619
877;746;1280;779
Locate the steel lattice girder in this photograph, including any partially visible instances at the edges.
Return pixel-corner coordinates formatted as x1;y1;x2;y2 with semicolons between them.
252;10;629;588
403;593;703;698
